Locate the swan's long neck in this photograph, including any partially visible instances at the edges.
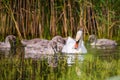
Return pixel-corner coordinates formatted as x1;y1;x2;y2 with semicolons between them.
5;37;10;44
75;30;83;49
4;37;11;48
94;36;97;45
76;30;83;43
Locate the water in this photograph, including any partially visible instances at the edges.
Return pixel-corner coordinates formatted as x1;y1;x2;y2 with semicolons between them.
0;45;120;80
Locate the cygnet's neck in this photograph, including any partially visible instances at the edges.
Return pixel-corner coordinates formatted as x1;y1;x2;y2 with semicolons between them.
93;36;97;44
5;37;10;44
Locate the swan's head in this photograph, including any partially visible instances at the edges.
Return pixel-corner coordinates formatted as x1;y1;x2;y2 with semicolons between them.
74;29;83;49
88;35;97;43
49;36;66;53
5;35;16;47
6;35;16;41
52;36;66;44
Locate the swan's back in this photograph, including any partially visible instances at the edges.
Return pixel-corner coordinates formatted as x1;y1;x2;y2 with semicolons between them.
96;39;117;46
21;38;42;46
89;35;117;49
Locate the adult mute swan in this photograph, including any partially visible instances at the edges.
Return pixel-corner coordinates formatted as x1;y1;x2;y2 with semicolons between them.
0;35;16;50
62;29;87;54
88;35;117;49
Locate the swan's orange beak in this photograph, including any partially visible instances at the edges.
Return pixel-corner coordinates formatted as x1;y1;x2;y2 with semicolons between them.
74;42;78;49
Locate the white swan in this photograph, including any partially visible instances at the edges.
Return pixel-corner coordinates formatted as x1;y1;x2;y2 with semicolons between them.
61;30;87;66
62;30;87;54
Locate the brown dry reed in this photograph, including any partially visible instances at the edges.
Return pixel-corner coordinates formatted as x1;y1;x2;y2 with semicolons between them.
0;0;120;40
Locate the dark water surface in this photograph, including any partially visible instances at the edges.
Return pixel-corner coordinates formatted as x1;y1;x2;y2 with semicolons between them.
0;45;120;80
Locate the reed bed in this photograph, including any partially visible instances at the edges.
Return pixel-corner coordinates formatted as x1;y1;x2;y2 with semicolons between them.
0;0;120;40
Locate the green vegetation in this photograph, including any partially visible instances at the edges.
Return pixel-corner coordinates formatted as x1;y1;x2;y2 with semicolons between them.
0;0;120;80
0;0;120;40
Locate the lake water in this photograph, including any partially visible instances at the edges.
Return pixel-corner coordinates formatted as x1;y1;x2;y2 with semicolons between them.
0;45;120;80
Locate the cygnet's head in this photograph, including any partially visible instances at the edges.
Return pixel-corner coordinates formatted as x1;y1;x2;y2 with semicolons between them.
52;36;66;44
6;35;16;47
50;36;66;53
88;35;97;43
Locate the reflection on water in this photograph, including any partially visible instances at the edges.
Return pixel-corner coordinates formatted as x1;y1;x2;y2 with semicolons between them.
65;54;85;66
0;45;119;66
88;46;120;61
0;48;16;59
0;45;120;79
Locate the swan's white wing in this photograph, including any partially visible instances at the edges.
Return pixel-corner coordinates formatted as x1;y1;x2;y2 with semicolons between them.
62;37;75;53
79;41;87;53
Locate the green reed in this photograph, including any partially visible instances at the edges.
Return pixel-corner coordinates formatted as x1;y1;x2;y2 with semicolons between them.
0;0;120;40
